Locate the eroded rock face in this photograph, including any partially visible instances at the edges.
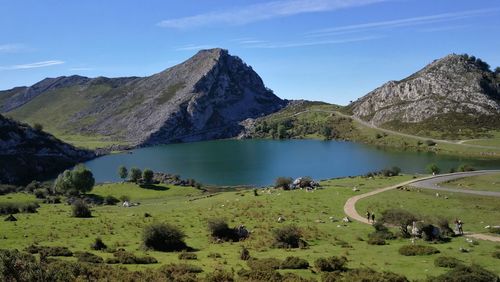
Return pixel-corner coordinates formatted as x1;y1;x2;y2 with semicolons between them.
350;54;500;125
1;49;285;146
0;115;94;185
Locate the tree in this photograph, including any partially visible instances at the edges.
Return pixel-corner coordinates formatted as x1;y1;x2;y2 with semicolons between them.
277;124;287;139
129;167;142;183
275;177;293;190
118;166;128;181
143;223;187;252
426;163;441;174
54;165;94;195
142;169;154;184
495;66;500;76
33;123;43;132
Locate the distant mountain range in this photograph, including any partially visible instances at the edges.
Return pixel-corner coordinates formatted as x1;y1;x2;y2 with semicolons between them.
0;49;286;146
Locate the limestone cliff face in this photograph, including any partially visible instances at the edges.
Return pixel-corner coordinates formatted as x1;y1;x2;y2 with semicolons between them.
0;49;286;146
350;54;500;125
0;115;94;185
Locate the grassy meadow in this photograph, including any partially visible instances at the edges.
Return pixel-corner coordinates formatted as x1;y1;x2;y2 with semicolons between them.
2;174;499;280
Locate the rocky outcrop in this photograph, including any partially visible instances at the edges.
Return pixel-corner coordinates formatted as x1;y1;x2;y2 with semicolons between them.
350;54;500;125
1;49;285;146
0;115;94;185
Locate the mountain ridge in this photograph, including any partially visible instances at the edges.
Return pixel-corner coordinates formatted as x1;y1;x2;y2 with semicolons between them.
1;48;286;147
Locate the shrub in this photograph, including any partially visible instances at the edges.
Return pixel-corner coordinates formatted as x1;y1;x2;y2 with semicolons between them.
428;264;499;282
367;236;386;245
240;247;250;260
426;140;437;146
205;270;234;282
273;225;307;248
208;218;238;242
458;164;475;172
112;250;157;264
0;202;40;215
237;268;282;281
74;251;103;263
25;245;73;257
33;123;43;131
207;252;222;259
280;256;309;269
380;209;418;238
490;227;500;235
436;218;455;237
72;199;92;218
419;224;442;241
34;188;47;199
142;169;154;184
314;256;348;272
426;163;441;174
104;195;120;205
0;249;44;281
434;256;462;268
142;223;187;252
90;237;107;251
129;167;142;182
275;177;293;190
340;268;409;282
159;263;203;281
247;258;282;270
399;245;440;256
381;166;401;177
492;251;500;259
178;252;197;260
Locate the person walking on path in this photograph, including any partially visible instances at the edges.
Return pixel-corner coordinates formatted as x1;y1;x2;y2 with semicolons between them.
366;211;371;222
458;220;464;235
371;212;375;223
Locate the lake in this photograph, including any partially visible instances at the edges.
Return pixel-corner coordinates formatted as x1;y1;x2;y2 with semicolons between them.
84;139;500;186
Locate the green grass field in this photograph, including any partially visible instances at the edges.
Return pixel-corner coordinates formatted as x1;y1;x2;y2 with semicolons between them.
2;175;499;280
439;173;500;192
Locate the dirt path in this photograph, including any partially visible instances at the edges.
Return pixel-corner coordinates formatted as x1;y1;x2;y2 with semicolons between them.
343;171;500;242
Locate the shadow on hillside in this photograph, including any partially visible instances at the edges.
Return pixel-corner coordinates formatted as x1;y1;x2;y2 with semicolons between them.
139;184;169;191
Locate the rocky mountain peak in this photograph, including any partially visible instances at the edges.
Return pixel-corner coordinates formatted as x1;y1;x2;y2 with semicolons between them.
350;54;499;126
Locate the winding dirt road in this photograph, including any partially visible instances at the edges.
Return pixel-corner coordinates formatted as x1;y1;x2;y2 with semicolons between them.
343;170;500;242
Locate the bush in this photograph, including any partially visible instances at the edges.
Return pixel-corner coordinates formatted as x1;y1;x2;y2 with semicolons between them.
111;250;157;264
399;245;440;256
380;209;418;238
275;177;293;190
436;218;455;237
314;256;348;272
428;264;499;282
240;247;250;260
25;245;73;257
237;269;282;281
33;123;43;131
492;251;500;259
159;263;203;281
381;166;401;177
0;249;44;281
367;235;387;245
129;167;142;182
74;251;103;263
426;163;441;174
426;140;437;146
273;225;307;248
0;202;40;215
104;195;120;205
247;258;282;270
205;270;234;282
434;256;463;268
72;199;92;218
34;188;47;199
280;256;309;269
207;218;238;242
142;223;187;252
142;169;154;184
339;268;409;282
90;237;107;251
458;164;475;172
178;252;197;260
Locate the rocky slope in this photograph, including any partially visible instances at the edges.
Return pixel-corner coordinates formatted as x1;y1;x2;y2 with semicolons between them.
350;54;500;126
0;115;94;185
1;49;286;146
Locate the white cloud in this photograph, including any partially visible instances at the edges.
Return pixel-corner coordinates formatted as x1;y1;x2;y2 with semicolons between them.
240;35;382;49
308;8;499;37
0;43;27;53
175;44;216;51
0;60;65;70
158;0;387;29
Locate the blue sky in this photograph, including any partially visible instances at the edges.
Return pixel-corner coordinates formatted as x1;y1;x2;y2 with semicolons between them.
0;0;499;105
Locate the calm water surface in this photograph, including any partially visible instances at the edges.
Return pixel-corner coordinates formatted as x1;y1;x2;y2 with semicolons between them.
84;139;500;186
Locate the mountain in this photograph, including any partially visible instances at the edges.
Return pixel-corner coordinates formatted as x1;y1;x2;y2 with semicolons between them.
0;48;286;146
0;114;94;185
349;54;500;137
